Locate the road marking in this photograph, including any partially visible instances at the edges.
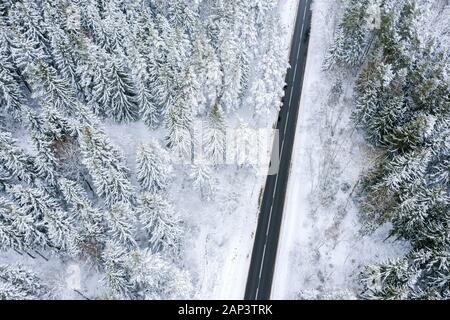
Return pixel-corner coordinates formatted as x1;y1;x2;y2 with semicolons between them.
272;174;279;199
284;110;290;134
292;62;299;84
259;244;266;279
266;206;273;236
255;242;268;298
288;86;294;106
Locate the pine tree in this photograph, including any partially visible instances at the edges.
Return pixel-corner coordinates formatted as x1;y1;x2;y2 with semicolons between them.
136;142;172;194
107;202;137;249
191;32;222;115
0;53;26;119
217;31;244;113
137;193;182;253
59;178;105;261
190;160;214;201
0;264;48;300
78;43;110;115
0;197;23;251
79;126;134;207
130;50;159;128
0;131;35;184
49;28;79;88
105;57;139;123
28;61;76;112
102;240;133;298
125;248;193;299
204;103;226;166
165;67;198;159
6;185;66;250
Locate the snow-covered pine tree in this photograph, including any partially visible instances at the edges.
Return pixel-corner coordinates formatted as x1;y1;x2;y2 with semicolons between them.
6;184;74;252
99;0;129;54
0;131;35;184
48;27;79;89
78;43;111;115
0;53;26;119
7;0;48;51
28;61;76;112
203;103;226;166
129;49;159;128
79;0;107;47
125;248;193;300
0;196;23;251
59;178;105;261
0;264;48;300
79;125;134;207
190;32;222;116
190;159;215;201
105;56;139;123
136;141;172;194
137;193;182;254
164;68;197;159
102;240;134;299
107;202;137;249
250;13;287;118
217;30;244;113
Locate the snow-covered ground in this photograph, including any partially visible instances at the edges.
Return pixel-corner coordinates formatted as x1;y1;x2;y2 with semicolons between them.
272;0;409;299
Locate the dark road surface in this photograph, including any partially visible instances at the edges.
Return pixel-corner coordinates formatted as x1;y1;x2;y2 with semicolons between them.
244;0;312;300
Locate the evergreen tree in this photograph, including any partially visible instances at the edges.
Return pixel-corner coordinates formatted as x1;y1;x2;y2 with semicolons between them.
105;57;139;123
130;50;159;128
136;142;172;194
137;193;182;253
28;61;76;112
59;178;105;261
6;184;71;251
164;68;198;159
0;197;23;251
107;202;137;249
0;264;48;300
190;160;214;201
0;131;35;184
79;126;134;207
203;103;226;166
0;53;26;119
125;248;193;300
102;240;133;298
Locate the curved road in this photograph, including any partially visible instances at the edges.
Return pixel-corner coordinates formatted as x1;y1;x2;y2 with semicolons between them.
245;0;312;300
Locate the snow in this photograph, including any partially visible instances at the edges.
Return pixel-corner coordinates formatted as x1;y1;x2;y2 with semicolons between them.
272;0;409;299
0;251;104;300
278;0;301;55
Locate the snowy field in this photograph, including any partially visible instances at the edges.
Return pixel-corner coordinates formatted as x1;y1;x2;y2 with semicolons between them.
272;0;409;300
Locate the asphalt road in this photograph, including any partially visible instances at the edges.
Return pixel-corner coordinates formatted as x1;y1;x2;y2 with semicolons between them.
244;0;312;300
